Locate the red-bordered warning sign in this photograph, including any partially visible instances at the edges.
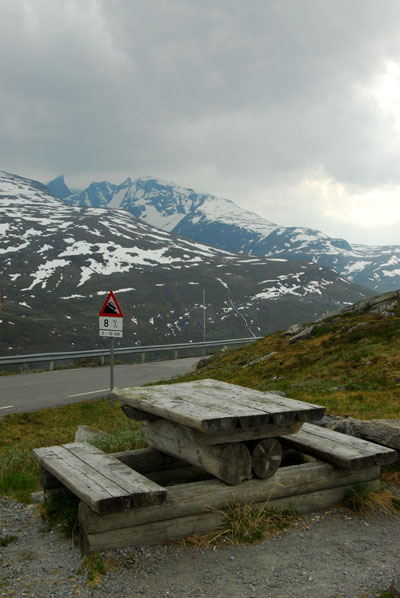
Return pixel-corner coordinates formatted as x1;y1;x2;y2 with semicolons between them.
99;290;124;317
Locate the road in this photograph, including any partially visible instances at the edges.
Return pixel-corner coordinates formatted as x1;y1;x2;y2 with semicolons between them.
0;357;202;416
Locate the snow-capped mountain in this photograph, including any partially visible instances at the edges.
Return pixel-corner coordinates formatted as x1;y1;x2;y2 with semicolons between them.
58;175;400;293
0;170;373;354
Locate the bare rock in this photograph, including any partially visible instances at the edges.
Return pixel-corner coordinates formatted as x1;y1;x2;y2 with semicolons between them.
30;491;44;504
75;425;104;444
289;326;314;344
268;390;287;397
349;419;400;451
281;323;303;337
243;351;277;368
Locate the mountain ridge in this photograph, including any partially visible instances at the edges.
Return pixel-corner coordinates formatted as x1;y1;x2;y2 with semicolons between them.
55;174;400;293
0;169;373;354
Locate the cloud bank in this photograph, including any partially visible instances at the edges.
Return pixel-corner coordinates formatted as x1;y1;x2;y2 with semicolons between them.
1;0;400;244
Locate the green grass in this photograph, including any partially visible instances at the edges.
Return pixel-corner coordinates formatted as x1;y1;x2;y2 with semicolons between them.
40;492;80;540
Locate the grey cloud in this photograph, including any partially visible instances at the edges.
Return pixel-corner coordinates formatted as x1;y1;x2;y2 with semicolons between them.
1;0;400;242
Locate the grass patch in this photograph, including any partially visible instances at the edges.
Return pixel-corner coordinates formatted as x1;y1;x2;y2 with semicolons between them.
0;535;17;547
342;482;399;514
0;448;38;502
90;428;146;453
40;492;80;540
184;499;297;547
79;553;119;586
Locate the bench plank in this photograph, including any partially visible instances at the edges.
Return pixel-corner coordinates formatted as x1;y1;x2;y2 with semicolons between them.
64;443;167;508
279;423;398;470
33;443;166;514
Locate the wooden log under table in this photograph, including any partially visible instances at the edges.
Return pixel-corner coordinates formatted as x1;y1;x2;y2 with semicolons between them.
248;438;283;479
142;418;252;485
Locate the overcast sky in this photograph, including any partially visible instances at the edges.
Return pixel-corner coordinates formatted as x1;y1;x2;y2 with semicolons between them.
1;0;400;245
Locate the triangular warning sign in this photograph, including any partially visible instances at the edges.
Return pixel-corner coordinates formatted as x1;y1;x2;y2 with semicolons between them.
99;291;124;317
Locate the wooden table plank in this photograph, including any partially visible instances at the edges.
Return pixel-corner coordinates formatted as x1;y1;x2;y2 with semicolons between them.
189;380;296;425
114;379;324;432
114;386;240;433
158;385;272;428
192;380;325;423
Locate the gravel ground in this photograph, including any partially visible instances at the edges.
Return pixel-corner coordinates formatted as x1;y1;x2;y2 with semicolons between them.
1;495;400;598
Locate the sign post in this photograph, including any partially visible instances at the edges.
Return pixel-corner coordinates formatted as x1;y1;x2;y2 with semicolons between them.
99;291;124;407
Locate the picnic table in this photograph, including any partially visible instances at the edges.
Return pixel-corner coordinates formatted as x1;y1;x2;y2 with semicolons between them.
114;379;326;484
34;378;398;554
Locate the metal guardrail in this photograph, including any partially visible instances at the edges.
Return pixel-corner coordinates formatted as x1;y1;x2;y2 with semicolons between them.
0;337;262;369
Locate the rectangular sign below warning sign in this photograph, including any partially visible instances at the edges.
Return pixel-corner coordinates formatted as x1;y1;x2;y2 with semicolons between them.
99;315;123;338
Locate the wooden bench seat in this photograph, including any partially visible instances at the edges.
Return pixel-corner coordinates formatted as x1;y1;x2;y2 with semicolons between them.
279;423;398;470
33;442;167;514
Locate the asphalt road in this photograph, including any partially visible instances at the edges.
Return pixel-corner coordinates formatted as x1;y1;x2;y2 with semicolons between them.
0;357;202;416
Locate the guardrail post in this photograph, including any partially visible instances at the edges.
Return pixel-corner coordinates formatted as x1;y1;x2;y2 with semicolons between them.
49;360;54;371
141;352;145;363
173;349;178;359
100;356;105;366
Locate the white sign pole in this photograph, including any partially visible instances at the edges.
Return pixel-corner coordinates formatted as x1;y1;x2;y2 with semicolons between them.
110;337;115;407
98;291;124;408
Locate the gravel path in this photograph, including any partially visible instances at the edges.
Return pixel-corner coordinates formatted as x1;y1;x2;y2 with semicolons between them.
1;496;399;598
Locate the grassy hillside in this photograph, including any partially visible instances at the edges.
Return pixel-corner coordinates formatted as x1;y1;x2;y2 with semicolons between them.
172;292;400;420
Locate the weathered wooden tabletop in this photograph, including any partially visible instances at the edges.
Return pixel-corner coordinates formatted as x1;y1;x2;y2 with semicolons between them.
113;379;325;434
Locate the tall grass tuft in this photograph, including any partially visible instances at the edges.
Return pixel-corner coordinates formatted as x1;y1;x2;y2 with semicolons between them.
0;448;39;502
342;482;399;514
202;499;297;545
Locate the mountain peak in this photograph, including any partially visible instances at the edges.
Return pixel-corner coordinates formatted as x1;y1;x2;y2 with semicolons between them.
47;175;71;199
